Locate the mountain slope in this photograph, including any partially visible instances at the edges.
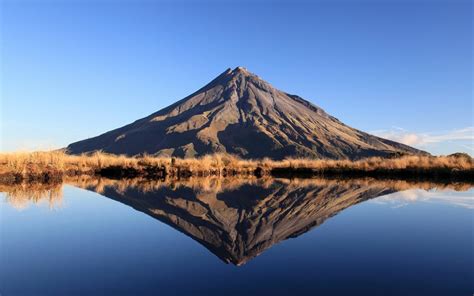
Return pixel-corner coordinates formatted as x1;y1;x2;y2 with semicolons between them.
67;67;424;159
76;178;396;265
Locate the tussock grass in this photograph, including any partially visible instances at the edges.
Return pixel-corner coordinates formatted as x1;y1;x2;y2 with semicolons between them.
0;182;63;210
260;154;473;171
0;151;253;172
2;175;471;210
0;150;472;183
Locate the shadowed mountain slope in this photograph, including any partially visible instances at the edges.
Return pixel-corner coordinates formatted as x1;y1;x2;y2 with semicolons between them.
67;67;424;159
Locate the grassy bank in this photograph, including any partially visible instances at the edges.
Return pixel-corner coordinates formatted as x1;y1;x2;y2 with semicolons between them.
0;151;472;184
2;175;472;210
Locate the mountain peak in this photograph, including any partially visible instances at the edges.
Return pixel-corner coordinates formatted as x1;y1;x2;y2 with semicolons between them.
233;66;250;74
67;68;426;159
208;66;256;87
221;66;255;80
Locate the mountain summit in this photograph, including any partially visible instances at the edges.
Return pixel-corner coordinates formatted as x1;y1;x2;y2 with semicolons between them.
67;67;424;159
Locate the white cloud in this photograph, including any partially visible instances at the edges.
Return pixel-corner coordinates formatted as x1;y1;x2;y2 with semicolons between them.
372;126;474;154
371;189;474;209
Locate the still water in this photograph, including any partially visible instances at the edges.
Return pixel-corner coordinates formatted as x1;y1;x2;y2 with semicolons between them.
1;178;472;295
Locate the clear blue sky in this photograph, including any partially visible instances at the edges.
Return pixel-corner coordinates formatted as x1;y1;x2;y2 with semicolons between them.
1;0;472;155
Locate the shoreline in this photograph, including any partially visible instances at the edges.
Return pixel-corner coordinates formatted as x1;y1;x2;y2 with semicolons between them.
0;151;472;185
1;165;472;187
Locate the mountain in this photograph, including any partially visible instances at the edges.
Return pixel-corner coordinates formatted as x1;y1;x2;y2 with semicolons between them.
67;67;424;159
75;178;396;265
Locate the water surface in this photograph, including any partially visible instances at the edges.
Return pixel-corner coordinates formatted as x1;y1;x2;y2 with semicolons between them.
1;178;472;295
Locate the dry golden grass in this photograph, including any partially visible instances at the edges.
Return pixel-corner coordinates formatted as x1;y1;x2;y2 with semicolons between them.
1;175;471;211
0;182;63;210
0;151;253;174
263;154;473;171
0;150;472;182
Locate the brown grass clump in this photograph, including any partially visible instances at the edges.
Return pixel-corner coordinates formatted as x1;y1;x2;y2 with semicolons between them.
0;151;66;175
0;150;472;183
261;155;473;171
0;182;63;210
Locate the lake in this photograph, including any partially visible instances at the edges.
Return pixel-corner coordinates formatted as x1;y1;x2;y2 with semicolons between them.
1;178;472;295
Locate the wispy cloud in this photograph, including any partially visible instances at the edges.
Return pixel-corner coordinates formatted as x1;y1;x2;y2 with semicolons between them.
371;189;474;210
372;126;474;153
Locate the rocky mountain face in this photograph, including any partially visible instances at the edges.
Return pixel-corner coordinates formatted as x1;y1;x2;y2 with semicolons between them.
67;67;424;159
77;178;396;265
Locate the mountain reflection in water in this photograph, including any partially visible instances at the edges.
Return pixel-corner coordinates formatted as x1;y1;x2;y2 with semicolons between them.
1;177;472;265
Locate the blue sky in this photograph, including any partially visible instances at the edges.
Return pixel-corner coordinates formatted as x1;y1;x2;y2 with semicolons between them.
1;0;472;155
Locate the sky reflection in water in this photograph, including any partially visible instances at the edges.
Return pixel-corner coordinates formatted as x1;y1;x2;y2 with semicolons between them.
1;178;472;295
